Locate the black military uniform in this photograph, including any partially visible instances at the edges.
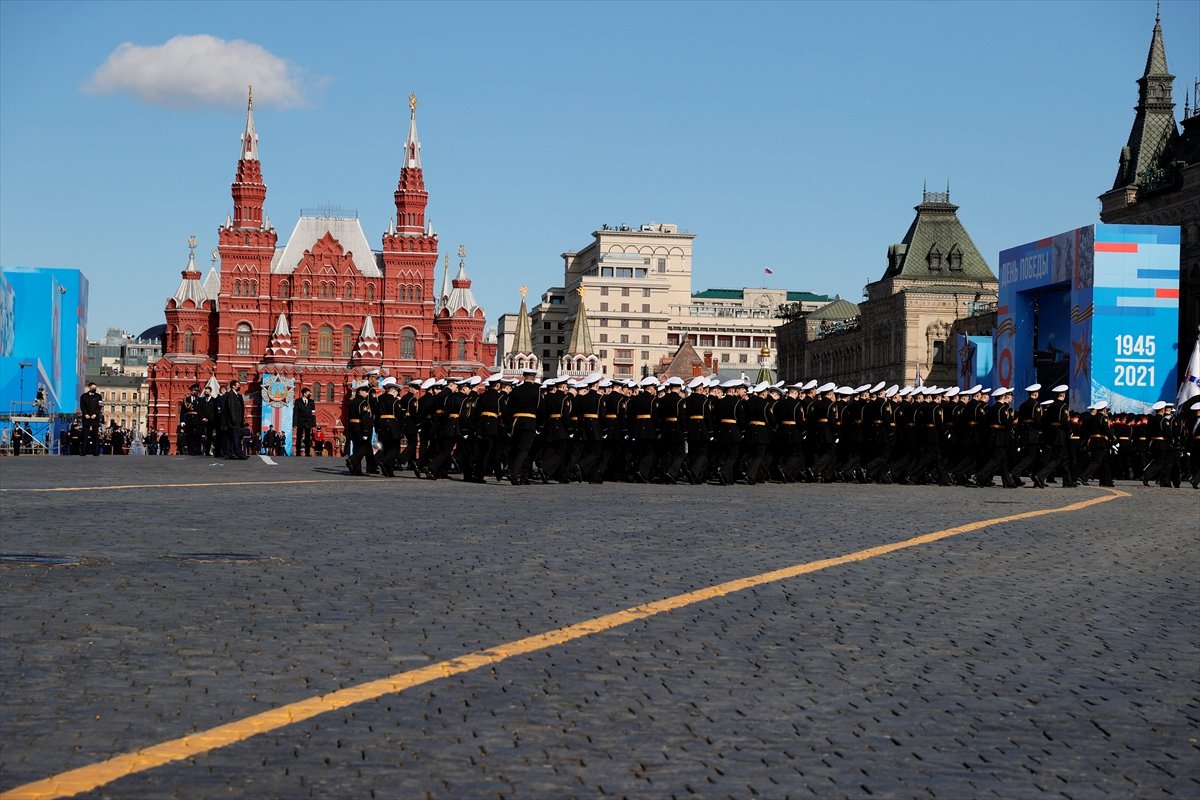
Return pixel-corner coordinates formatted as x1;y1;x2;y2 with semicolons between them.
374;385;403;476
683;386;712;484
345;385;376;476
506;374;541;485
627;386;659;482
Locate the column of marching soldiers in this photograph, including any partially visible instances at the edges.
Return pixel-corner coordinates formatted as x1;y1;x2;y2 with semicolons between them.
342;369;1200;489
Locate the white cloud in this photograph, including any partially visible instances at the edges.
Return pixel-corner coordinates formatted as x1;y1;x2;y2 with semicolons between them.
85;34;313;109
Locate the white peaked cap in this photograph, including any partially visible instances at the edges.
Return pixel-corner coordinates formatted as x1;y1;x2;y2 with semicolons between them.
943;387;961;398
1025;383;1042;392
1052;384;1069;393
801;379;819;390
870;381;886;393
1087;400;1108;410
687;376;707;389
420;378;437;390
816;382;837;393
1151;400;1167;410
1040;399;1055;405
639;376;660;387
885;386;899;397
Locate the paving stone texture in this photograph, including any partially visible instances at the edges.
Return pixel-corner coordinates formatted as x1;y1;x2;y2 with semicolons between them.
0;456;1196;799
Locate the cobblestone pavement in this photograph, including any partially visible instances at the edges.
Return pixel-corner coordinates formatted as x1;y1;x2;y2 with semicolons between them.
1;456;1196;799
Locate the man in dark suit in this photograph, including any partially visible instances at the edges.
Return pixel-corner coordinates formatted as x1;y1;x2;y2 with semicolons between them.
222;380;248;459
295;387;317;456
79;381;104;456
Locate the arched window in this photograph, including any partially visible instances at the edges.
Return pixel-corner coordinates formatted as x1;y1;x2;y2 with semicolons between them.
414;285;421;301
342;326;354;356
298;324;310;355
279;280;290;299
365;284;374;301
457;337;467;360
318;325;333;358
326;383;336;403
312;381;322;401
250;279;258;295
302;281;311;298
236;323;252;355
401;328;417;359
233;279;241;297
183;329;194;353
344;281;353;299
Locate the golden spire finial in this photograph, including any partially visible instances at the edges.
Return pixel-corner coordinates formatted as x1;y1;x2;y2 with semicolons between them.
211;249;218;266
409;93;417;113
444;253;449;267
575;285;587;297
248;85;253;109
188;234;197;252
519;285;528;299
457;244;467;259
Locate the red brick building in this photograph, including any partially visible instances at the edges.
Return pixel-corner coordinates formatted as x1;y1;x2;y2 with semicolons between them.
148;93;495;438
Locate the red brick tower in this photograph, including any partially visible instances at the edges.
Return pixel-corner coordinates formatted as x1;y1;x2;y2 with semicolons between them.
380;94;439;372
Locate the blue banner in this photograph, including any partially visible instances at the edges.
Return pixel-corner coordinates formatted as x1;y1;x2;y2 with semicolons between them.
260;373;295;455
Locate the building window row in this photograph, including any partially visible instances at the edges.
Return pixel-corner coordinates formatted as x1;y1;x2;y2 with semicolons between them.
232;279;258;297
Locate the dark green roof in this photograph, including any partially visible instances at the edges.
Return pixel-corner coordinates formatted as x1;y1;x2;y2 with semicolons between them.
808;298;861;320
693;289;744;299
692;289;832;302
882;193;996;284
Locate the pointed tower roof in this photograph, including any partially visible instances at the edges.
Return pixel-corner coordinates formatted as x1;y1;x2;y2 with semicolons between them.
657;339;712;381
403;92;421;170
565;285;594;355
1111;12;1179;189
171;236;208;307
438;252;451;312
351;315;382;364
240;85;259;161
878;189;994;284
510;286;533;355
202;267;220;300
445;246;481;316
264;313;297;362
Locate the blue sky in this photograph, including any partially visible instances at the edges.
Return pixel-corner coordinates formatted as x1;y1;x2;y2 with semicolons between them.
1;0;1197;339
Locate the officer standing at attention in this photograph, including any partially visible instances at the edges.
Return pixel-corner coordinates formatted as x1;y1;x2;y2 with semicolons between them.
345;382;376;476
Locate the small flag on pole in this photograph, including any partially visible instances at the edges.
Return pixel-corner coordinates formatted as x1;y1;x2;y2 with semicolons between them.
1177;334;1200;406
763;267;774;275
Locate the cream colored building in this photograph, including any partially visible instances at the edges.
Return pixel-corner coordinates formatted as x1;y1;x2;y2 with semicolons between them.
513;223;826;379
666;288;828;373
93;374;149;438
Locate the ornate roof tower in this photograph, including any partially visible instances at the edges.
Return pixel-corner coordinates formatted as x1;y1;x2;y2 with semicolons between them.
1111;8;1179;190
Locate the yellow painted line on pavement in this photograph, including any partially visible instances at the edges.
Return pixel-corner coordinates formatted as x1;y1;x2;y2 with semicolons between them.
0;488;1128;800
0;479;347;493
